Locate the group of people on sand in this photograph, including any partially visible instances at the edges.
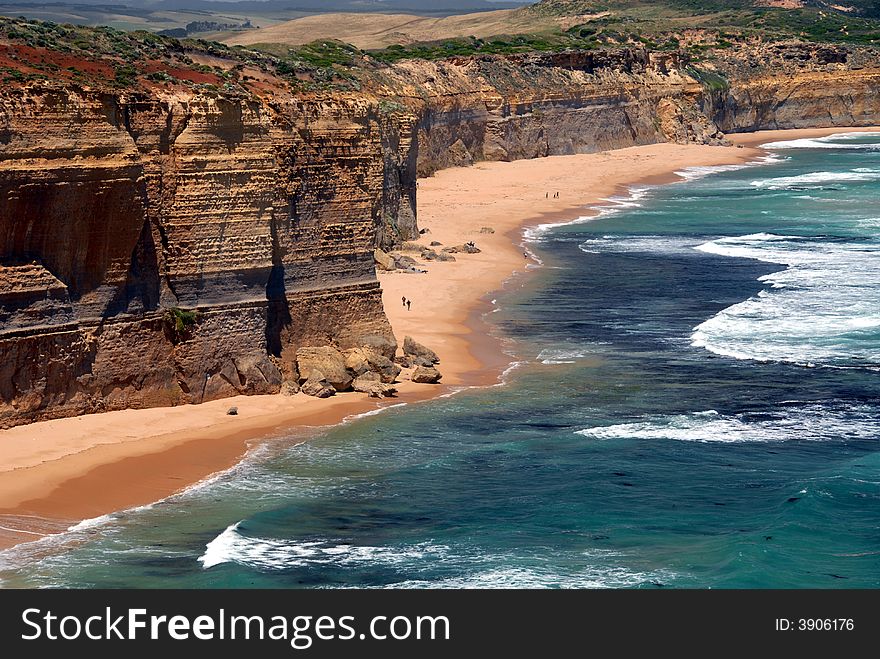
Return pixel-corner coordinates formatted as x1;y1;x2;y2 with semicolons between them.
546;191;560;198
401;296;411;311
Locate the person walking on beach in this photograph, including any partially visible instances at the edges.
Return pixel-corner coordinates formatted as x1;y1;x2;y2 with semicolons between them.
402;296;407;307
406;299;411;311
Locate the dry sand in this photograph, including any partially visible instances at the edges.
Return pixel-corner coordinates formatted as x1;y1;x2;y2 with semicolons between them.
1;127;874;549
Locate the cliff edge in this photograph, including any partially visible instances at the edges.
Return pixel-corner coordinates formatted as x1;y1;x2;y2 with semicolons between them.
1;19;879;427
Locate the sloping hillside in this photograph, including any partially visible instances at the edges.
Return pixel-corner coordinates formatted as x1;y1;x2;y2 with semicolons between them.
222;9;571;49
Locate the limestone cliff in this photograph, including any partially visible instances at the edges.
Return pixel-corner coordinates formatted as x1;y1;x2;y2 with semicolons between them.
703;44;880;132
0;83;397;426
2;23;880;427
374;49;726;178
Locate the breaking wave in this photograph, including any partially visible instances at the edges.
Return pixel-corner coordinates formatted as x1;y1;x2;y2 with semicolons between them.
691;233;880;367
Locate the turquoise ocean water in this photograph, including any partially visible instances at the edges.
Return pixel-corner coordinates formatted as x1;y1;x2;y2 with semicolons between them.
2;131;879;588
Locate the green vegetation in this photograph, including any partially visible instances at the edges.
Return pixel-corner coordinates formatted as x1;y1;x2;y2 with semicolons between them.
0;65;48;83
750;8;880;45
163;307;201;342
0;16;363;92
378;99;406;114
686;66;729;92
1;18;182;60
371;33;589;62
3;1;880;92
528;1;880;47
363;0;880;64
290;40;363;68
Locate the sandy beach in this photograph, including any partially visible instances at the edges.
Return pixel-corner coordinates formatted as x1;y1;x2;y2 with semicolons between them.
1;126;875;550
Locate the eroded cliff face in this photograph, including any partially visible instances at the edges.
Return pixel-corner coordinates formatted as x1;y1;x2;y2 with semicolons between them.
0;85;398;426
373;44;880;177
374;49;726;177
2;34;880;427
703;44;880;132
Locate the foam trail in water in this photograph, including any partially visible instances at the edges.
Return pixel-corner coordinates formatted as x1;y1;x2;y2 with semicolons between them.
537;346;606;364
577;404;880;443
199;522;449;570
386;565;676;589
675;153;782;182
200;524;676;588
763;132;880;150
691;232;880;366
751;169;880;190
523;187;652;242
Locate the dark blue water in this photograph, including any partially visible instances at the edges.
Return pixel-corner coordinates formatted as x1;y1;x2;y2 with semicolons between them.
2;132;879;588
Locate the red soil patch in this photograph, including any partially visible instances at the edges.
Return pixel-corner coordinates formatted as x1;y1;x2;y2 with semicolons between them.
0;43;115;80
143;60;221;85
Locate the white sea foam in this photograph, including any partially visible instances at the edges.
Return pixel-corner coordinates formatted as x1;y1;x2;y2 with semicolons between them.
750;169;880;190
577;404;880;444
857;217;880;230
499;360;526;381
198;523;677;588
675;163;751;181
579;235;701;255
675;154;783;182
523;187;653;242
523;214;596;242
692;232;880;366
199;522;449;570
341;403;408;422
762;132;880;150
386;565;674;589
526;154;778;245
537;346;605;364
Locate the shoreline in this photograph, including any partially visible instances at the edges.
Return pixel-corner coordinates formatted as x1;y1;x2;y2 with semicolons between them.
1;126;874;552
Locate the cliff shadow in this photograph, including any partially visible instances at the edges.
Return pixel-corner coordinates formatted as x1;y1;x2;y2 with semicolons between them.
265;214;290;359
104;218;161;318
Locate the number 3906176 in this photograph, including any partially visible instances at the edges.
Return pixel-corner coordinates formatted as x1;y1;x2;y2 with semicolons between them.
776;618;855;631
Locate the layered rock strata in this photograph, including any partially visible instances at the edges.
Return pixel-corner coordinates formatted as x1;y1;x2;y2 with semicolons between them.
2;37;880;427
0;87;397;426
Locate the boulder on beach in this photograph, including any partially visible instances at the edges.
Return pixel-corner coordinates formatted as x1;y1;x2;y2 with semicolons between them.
411;366;442;384
366;349;401;383
368;384;397;398
296;346;352;392
353;370;380;385
480;226;495;234
441;243;480;254
353;372;397;397
301;370;336;398
404;336;439;364
358;334;398;361
373;248;396;271
344;349;371;376
392;253;419;269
